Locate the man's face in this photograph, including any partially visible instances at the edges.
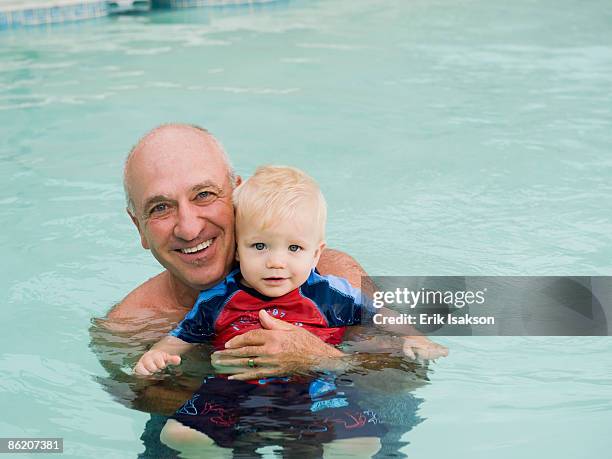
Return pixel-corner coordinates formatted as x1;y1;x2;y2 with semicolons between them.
235;206;325;297
127;128;236;292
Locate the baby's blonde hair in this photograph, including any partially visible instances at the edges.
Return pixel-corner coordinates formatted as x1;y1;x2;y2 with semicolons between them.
232;165;327;241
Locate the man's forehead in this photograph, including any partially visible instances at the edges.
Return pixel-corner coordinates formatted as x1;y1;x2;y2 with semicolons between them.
127;128;229;205
138;127;223;163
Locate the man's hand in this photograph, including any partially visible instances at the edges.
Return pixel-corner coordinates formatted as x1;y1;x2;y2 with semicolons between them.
401;335;449;361
134;349;182;376
211;310;343;381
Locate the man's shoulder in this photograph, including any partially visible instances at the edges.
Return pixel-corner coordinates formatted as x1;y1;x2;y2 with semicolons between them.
317;248;365;289
317;247;377;296
108;272;173;320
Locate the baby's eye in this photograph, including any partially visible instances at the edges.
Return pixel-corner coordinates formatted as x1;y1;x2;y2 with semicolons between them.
288;245;301;252
253;243;266;250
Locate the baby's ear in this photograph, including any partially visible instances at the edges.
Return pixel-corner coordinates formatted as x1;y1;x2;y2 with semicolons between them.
313;241;326;267
235;248;240;262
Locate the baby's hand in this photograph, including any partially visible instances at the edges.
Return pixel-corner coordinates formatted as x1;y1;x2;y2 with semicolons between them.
402;336;449;361
134;350;181;376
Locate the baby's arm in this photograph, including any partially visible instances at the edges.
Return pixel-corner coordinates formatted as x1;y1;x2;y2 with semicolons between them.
134;336;195;376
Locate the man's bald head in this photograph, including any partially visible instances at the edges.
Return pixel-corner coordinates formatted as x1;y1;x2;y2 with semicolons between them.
123;123;239;292
123;124;236;215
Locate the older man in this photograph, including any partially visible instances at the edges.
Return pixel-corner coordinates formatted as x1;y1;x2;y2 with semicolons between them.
105;123;445;383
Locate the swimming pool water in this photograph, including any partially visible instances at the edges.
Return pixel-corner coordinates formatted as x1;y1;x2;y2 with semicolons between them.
2;0;612;457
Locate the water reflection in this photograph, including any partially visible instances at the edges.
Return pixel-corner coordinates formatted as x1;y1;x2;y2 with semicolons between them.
90;319;429;458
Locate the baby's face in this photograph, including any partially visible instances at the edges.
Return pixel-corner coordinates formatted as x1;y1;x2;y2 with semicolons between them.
235;210;325;297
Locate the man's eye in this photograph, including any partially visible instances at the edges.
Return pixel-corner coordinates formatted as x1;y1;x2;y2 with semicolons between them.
197;191;215;200
253;243;266;250
150;203;168;214
288;245;301;252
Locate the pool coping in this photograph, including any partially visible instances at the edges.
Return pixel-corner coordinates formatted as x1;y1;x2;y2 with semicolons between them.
0;0;280;29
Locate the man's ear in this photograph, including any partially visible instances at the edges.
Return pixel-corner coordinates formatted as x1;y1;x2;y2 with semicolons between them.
312;241;326;268
235;175;242;187
127;208;149;250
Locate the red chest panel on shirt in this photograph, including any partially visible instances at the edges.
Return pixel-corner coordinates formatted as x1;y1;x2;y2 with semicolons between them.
213;288;346;349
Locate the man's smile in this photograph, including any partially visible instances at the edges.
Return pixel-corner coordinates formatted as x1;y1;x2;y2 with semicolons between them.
173;237;221;264
178;238;214;254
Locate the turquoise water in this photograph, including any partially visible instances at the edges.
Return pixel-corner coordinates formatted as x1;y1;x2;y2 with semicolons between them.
2;0;612;457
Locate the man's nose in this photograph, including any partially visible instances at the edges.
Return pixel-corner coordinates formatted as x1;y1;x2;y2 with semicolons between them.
174;204;203;241
266;252;286;269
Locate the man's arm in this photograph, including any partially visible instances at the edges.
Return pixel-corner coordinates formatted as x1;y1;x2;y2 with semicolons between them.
364;306;449;359
320;248;448;359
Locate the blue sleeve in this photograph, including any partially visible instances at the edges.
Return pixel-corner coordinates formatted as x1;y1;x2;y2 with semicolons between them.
169;270;239;343
303;271;376;326
169;301;216;343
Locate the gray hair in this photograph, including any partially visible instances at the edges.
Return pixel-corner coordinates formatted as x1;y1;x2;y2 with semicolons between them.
123;124;237;215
